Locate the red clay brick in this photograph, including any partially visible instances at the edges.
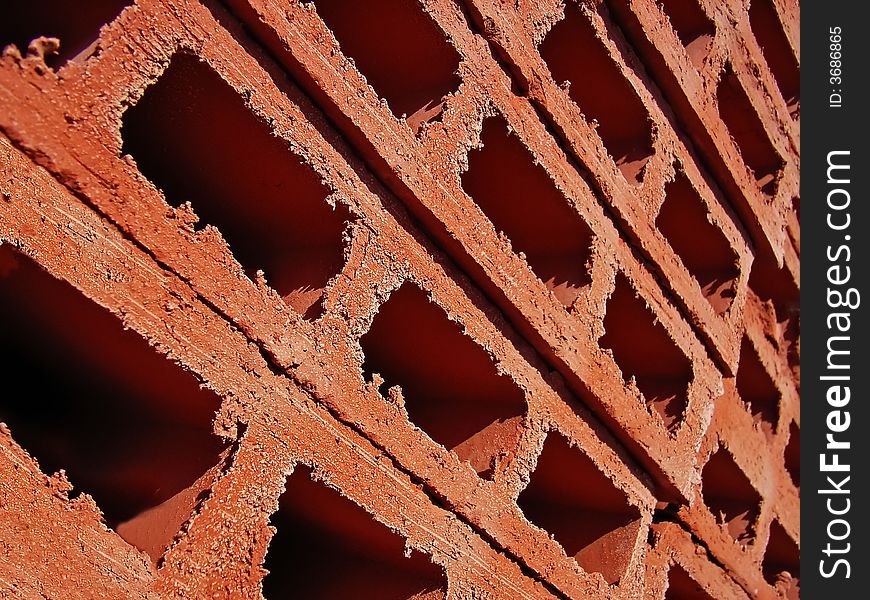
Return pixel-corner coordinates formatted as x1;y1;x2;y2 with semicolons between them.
0;0;799;597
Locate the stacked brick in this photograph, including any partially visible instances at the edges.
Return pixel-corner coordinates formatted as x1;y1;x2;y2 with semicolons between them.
0;0;799;598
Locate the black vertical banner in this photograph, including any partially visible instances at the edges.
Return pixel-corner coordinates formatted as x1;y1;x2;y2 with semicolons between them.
803;2;870;597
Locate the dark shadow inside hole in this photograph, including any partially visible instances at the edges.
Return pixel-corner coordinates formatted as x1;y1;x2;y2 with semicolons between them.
736;336;780;437
0;0;131;68
599;275;692;430
655;170;739;315
517;432;642;585
657;0;715;70
263;465;447;599
717;68;784;198
306;0;461;132
747;245;799;373
121;52;353;321
784;421;799;488
461;115;595;308
762;520;800;600
701;447;761;547
539;2;654;182
664;564;715;600
0;246;227;562
360;284;526;479
748;0;800;118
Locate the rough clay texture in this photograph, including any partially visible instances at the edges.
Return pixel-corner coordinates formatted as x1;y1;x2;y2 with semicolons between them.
0;0;798;598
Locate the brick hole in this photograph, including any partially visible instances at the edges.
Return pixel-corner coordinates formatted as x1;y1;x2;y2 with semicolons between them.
1;0;130;68
461;115;595;308
539;2;654;182
121;53;352;321
263;465;447;599
748;0;800;119
656;0;715;70
701;448;761;546
762;520;800;599
655;170;739;315
716;68;784;198
306;0;461;132
517;432;642;585
736;336;780;436
0;246;227;562
360;284;526;479
599;275;693;430
664;565;714;600
784;421;799;488
748;249;799;367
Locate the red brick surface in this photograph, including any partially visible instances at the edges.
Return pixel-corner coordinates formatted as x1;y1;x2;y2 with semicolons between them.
0;0;798;598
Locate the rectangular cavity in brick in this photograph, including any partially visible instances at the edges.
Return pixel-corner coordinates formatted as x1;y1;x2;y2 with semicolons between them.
736;336;780;437
748;249;799;366
716;68;784;197
263;464;447;598
749;0;800;118
516;432;642;585
1;0;130;68
360;284;525;479
0;246;227;563
784;422;799;488
307;0;461;132
121;53;352;320
599;275;692;430
539;2;653;182
701;448;761;547
664;565;714;600
461;116;595;308
762;520;799;599
656;0;715;70
655;170;739;315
